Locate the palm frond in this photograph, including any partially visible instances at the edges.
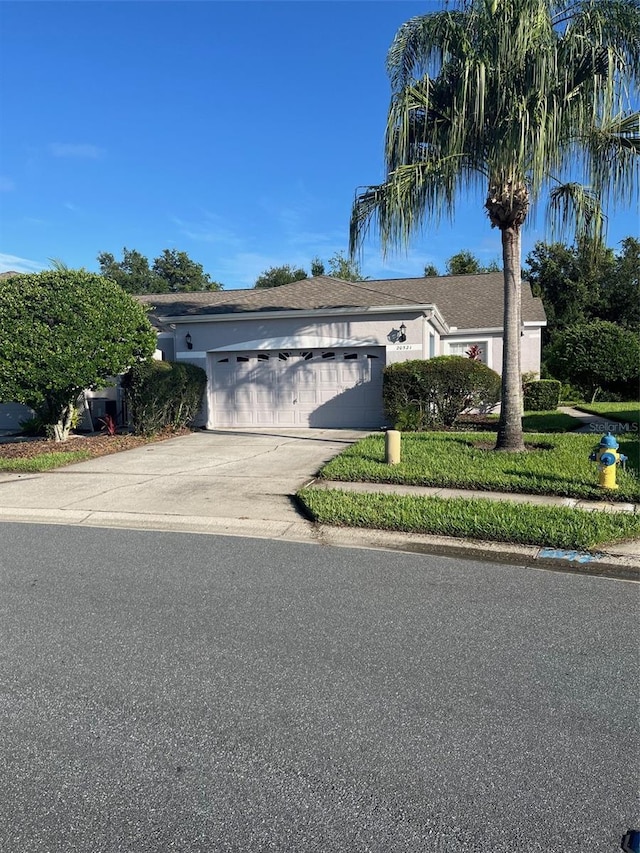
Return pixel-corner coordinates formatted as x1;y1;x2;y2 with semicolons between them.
547;182;606;245
350;158;464;258
386;9;469;92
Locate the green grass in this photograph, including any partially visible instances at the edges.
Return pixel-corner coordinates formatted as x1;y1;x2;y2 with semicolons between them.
521;411;583;432
458;411;582;432
318;431;640;502
0;451;91;472
298;487;640;550
574;402;640;429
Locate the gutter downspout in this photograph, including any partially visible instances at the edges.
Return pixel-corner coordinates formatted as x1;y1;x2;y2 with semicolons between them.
422;310;434;359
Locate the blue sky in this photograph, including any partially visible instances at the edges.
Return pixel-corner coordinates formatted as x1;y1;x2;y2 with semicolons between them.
0;1;637;289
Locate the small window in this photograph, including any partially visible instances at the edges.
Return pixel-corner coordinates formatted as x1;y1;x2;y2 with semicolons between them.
344;352;358;360
237;356;249;362
366;353;379;359
217;357;229;363
300;351;313;361
322;351;335;360
257;353;269;361
278;352;290;361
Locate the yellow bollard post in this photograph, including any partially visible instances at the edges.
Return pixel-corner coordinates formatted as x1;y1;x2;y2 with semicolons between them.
385;429;401;465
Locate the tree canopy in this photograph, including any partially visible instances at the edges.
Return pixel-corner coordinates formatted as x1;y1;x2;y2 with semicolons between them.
254;265;308;289
0;270;157;440
446;251;500;275
97;247;222;293
525;236;640;346
253;251;367;288
350;0;640;450
326;250;367;282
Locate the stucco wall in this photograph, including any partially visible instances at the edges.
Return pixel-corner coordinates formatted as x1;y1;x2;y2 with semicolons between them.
171;311;428;358
168;311;543;378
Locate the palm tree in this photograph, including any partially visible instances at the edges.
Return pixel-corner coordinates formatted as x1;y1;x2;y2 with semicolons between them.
350;0;639;450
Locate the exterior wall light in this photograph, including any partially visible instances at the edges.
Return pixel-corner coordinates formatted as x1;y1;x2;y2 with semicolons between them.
185;332;193;350
398;323;407;343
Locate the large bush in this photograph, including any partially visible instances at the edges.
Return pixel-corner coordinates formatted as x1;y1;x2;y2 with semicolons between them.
545;321;640;402
383;356;501;428
123;360;207;435
0;270;157;440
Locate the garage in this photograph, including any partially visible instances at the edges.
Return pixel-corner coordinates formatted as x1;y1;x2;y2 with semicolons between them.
208;346;386;428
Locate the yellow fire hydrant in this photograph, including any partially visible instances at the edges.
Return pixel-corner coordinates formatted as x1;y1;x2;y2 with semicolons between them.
589;433;627;490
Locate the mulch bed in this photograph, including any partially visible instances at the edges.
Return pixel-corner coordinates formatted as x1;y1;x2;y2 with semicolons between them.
0;429;191;460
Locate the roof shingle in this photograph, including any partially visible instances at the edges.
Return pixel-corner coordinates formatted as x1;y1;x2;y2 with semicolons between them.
139;273;546;328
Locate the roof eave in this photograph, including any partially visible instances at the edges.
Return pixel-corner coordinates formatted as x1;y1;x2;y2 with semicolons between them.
157;303;442;325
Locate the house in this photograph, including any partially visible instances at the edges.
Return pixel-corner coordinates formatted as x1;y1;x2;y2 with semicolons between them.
140;273;546;430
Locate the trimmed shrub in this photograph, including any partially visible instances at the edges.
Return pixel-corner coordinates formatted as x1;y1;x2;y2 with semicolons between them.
123;360;207;435
523;379;561;411
383;356;501;429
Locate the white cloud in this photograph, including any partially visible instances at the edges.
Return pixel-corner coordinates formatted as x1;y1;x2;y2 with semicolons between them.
0;253;46;273
172;213;243;248
49;143;105;159
0;176;15;192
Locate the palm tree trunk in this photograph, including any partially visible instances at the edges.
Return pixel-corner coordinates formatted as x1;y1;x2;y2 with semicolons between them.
496;225;525;451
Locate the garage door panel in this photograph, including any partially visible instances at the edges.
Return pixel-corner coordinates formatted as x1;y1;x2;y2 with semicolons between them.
210;348;385;428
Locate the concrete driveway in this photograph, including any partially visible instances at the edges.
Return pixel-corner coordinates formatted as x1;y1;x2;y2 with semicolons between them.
0;429;370;538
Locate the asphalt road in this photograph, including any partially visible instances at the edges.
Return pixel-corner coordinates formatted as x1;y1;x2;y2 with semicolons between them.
1;523;638;853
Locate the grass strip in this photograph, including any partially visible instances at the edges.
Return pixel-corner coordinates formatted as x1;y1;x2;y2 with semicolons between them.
573;402;640;429
298;487;640;551
0;451;91;472
319;431;640;502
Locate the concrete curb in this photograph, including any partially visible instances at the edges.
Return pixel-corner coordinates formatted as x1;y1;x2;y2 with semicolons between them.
1;505;637;582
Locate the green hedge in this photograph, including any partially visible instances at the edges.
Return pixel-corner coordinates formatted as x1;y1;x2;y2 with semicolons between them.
123;360;207;435
383;356;501;428
523;379;561;411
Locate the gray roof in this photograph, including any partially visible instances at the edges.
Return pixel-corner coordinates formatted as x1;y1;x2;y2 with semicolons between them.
139;274;546;329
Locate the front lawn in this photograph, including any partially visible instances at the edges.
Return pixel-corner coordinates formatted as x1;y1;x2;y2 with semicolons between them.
298;488;640;550
318;431;640;503
574;402;640;429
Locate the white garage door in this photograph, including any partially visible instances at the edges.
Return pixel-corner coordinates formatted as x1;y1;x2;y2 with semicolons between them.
209;347;386;428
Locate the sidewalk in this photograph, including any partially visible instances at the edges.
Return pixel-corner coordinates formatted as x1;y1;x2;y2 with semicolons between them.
559;405;636;435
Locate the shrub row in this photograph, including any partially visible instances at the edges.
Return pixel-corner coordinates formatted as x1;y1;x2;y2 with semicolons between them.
123;360;206;435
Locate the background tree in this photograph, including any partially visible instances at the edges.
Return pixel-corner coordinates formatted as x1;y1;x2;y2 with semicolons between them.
423;263;440;276
600;237;640;331
446;250;500;275
310;257;325;276
152;248;222;292
524;239;613;344
0;270;157;440
524;236;639;357
254;264;308;289
98;248;163;294
98;247;222;293
326;250;367;281
350;0;639;451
